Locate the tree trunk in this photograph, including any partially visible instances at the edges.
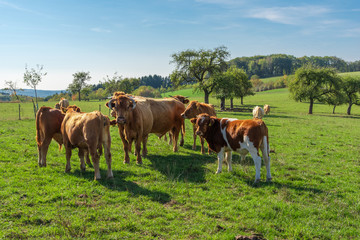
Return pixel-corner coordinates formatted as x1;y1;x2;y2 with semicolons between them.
230;98;234;109
78;90;81;101
204;90;209;104
220;97;225;111
34;87;39;111
332;105;336;114
309;98;313;114
347;102;352;115
241;96;244;105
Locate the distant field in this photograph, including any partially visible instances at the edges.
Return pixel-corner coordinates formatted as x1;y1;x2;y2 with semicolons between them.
1;89;360;239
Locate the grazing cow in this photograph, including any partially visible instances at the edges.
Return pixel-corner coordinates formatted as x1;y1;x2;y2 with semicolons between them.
252;106;264;119
181;100;216;154
55;98;69;109
264;104;270;115
61;108;113;180
191;113;271;182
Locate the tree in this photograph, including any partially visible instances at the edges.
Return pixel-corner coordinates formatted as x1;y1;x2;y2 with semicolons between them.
23;64;47;110
68;71;91;101
289;65;340;114
4;80;23;101
341;75;360;115
322;89;346;114
170;46;230;103
231;67;253;105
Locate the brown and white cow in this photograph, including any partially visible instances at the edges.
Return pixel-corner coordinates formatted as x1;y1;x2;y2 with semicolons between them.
191;113;271;182
181;100;217;154
61;108;113;180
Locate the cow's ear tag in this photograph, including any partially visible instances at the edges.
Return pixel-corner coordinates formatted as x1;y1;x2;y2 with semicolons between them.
208;122;212;127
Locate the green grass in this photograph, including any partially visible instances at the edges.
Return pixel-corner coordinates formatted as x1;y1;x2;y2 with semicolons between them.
1;90;360;239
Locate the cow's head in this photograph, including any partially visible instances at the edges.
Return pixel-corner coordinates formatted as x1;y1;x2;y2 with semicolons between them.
181;100;199;119
170;95;189;104
62;105;81;113
106;95;136;125
190;113;215;137
54;103;60;109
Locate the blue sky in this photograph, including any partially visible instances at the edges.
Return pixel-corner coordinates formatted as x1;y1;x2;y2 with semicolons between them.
1;0;359;90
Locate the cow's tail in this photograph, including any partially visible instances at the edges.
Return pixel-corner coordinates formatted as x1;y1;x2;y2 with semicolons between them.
35;108;42;146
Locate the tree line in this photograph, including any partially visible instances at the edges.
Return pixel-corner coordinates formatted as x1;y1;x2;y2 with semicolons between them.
229;54;360;79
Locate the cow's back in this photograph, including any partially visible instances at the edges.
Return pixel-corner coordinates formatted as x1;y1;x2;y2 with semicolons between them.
146;98;184;134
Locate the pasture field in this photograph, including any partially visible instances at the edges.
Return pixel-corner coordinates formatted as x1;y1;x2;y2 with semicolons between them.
1;89;360;239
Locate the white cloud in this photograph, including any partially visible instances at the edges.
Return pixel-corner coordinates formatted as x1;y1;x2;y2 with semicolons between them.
247;6;330;25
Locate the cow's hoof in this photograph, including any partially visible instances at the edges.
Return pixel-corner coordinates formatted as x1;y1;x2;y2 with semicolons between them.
136;161;143;165
180;140;184;146
123;161;130;164
266;177;272;182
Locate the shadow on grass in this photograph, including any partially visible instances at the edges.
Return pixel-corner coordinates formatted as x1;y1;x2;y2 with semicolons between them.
70;169;171;204
147;152;215;183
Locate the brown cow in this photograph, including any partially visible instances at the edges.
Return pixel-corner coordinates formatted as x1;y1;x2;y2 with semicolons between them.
169;95;189;104
181;100;216;154
36;107;65;167
107;95;153;164
61;108;113;180
107;95;185;163
191;113;271;182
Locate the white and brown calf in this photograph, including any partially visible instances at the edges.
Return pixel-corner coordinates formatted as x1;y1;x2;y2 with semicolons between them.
191;113;271;182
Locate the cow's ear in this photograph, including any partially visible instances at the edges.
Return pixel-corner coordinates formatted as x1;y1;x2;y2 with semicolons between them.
190;118;197;124
209;118;215;127
184;99;189;104
61;107;67;113
105;101;114;109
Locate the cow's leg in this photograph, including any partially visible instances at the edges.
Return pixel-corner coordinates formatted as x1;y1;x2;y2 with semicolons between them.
103;141;113;179
90;148;101;180
261;136;272;182
39;137;51;167
168;132;173;145
225;151;233;172
192;126;197;150
135;139;142;164
171;128;180;152
249;148;262;183
78;148;86;171
84;149;92;166
179;122;185;147
200;137;205;155
65;146;72;172
216;148;225;174
142;135;148;157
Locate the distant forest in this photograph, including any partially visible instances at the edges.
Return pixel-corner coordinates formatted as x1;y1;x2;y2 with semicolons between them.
228;54;360;79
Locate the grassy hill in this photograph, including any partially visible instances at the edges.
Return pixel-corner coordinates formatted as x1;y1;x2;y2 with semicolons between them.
0;88;360;239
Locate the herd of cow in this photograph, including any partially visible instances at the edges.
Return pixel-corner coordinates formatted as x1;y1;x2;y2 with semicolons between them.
35;94;272;182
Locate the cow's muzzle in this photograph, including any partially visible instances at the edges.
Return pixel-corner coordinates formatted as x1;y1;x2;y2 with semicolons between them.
117;117;126;124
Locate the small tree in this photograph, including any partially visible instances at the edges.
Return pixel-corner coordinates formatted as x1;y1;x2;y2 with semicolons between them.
23;64;47;110
68;71;91;101
341;75;360;115
289;65;339;114
4;80;23;101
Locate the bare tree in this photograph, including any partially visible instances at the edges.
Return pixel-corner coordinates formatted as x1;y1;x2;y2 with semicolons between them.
23;64;47;110
4;80;23;101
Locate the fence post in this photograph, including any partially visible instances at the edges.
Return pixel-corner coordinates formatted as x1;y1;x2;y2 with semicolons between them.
18;104;21;120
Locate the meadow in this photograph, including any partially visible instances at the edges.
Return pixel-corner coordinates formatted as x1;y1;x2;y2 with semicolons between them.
1;88;360;239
